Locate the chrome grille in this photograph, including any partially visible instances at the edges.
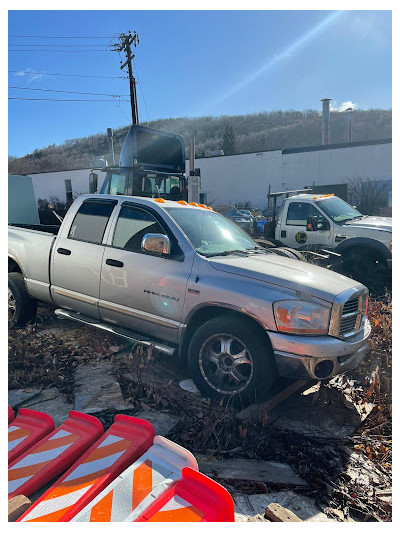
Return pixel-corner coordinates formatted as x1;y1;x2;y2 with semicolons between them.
329;287;369;339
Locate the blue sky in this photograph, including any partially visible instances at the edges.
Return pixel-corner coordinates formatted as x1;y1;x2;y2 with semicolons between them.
8;9;392;157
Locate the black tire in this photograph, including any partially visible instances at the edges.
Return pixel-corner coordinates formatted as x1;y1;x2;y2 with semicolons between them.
187;315;277;405
343;249;390;296
8;272;37;327
269;247;305;261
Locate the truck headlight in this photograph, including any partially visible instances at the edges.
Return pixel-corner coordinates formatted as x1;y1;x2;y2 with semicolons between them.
273;300;331;335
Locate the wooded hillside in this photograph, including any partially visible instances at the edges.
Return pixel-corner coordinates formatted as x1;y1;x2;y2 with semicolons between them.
8;108;391;174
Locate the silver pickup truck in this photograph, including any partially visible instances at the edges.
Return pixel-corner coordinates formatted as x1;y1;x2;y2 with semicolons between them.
8;194;371;403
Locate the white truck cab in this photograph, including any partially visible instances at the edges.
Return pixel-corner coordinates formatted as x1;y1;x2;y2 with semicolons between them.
270;193;392;289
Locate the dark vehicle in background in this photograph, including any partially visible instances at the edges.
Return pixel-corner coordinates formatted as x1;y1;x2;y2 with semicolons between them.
222;208;254;235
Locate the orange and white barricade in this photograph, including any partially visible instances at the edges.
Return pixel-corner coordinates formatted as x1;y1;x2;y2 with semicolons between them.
8;406;15;424
8;410;103;499
71;435;198;522
134;467;235;522
9;408;54;464
17;415;155;522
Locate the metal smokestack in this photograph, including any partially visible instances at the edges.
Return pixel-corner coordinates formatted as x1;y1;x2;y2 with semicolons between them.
189;134;195;175
106;128;115;166
345;107;353;142
321;98;331;145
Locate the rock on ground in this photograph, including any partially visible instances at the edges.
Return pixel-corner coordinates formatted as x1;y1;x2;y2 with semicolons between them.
8;387;73;427
133;410;179;436
74;360;131;414
234;491;337;522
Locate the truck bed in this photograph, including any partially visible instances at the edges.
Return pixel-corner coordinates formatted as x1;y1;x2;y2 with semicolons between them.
8;225;57;302
8;223;60;235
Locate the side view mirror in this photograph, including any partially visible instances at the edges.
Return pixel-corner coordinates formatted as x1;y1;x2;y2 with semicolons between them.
89;172;98;194
141;234;170;256
306;216;318;231
319;219;330;231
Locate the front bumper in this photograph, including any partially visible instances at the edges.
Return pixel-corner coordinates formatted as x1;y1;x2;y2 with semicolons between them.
269;319;371;380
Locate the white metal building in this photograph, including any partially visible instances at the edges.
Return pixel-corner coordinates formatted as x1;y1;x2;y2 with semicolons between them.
24;138;391;210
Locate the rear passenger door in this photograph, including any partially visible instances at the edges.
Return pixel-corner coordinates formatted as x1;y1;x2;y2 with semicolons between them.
51;198;117;318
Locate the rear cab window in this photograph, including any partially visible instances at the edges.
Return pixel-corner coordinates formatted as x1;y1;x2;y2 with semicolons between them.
68;200;117;244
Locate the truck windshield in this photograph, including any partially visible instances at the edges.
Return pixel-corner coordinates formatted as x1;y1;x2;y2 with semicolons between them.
165;207;258;257
99;168;183;199
315;197;362;223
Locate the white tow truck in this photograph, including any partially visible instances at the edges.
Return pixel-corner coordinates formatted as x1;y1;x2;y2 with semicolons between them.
263;190;392;290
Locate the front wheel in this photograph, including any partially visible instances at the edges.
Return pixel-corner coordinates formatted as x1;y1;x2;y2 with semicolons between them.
187;316;277;405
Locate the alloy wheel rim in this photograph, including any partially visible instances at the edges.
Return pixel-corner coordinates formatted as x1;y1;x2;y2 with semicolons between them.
8;289;16;319
199;333;253;394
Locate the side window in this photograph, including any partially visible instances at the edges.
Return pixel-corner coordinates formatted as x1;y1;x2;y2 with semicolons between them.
109;174;126;195
286;202;311;226
286;202;330;229
113;206;165;253
69;201;116;244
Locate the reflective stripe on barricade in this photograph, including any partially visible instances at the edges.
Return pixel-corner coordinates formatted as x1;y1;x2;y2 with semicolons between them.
9;409;55;464
17;415;155;522
135;467;235;522
71;435;198;522
8;411;103;499
9;406;15;424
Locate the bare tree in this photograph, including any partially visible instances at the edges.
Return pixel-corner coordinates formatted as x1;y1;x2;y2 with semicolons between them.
347;175;389;215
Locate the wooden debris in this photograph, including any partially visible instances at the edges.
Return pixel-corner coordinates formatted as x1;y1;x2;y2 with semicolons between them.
198;458;306;486
264;503;302;522
8;495;31;521
236;379;311;422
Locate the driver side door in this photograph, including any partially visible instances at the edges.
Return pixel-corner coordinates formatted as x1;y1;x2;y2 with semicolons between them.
280;202;332;250
99;202;194;343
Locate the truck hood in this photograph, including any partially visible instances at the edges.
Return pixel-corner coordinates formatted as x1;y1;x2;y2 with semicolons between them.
209;253;361;303
344;216;392;233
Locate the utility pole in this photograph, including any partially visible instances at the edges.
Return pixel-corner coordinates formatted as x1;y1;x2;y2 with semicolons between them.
112;31;140;124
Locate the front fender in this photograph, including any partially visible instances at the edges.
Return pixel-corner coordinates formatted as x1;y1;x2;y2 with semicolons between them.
335;237;391;260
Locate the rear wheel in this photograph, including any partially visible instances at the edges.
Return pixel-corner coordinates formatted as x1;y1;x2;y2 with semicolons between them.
8;273;37;327
187;316;277;405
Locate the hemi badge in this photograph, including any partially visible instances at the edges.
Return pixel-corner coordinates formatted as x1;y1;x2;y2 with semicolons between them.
188;288;200;295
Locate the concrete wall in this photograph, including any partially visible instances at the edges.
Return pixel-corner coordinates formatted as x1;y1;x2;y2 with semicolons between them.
185;150;282;208
30;169;90;203
191;141;392;208
282;143;392;191
24;141;391;211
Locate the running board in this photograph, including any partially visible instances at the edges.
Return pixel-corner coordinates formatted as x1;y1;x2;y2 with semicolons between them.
54;309;176;356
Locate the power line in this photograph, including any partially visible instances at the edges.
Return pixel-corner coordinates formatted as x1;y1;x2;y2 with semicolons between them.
133;58;150;122
9;70;125;79
9;34;113;39
9;97;130;102
9;86;129;97
9;49;109;52
9;44;110;47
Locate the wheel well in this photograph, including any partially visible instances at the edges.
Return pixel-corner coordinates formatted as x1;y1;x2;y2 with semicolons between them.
341;245;386;265
8;257;22;274
179;306;272;365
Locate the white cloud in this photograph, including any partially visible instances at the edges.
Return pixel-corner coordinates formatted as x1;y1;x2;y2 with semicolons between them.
330;100;358;112
14;68;45;83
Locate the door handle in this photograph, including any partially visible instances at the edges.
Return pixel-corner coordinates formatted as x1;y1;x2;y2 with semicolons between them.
106;259;124;268
57;248;71;256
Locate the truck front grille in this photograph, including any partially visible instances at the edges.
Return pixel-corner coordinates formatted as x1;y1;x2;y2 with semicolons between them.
329;288;369;339
339;298;360;336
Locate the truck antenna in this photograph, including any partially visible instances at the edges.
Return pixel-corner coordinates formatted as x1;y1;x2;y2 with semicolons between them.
111;31;140;125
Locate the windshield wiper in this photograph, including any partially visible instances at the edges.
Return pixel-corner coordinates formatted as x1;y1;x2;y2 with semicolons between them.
204;249;249;258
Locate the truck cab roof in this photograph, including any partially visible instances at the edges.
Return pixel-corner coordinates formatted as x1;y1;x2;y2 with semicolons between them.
283;193;336;202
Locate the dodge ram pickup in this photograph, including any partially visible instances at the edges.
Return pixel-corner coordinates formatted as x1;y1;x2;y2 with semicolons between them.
8;194;371;403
